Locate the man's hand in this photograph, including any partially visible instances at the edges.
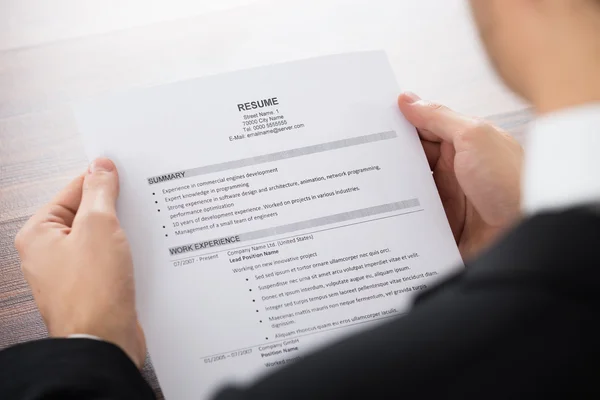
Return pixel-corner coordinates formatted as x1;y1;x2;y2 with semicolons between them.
398;93;523;259
15;158;146;368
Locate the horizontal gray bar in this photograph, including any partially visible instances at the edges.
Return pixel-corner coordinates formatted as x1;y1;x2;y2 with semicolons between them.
239;198;420;241
148;131;397;185
168;198;420;256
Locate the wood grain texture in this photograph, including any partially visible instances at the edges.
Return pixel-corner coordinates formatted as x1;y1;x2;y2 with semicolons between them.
0;1;532;398
0;0;261;51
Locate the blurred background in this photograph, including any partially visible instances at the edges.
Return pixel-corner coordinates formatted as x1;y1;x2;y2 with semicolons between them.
0;1;531;398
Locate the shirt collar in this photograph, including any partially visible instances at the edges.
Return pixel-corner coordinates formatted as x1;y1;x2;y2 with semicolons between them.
523;102;600;215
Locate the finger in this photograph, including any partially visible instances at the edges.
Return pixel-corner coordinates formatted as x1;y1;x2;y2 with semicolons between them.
398;93;474;143
49;173;86;224
18;174;85;234
15;173;86;254
398;93;444;142
435;166;466;244
75;158;120;221
416;127;444;143
421;140;440;171
136;321;148;369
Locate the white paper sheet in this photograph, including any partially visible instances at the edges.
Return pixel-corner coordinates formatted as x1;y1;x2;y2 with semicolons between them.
73;51;462;400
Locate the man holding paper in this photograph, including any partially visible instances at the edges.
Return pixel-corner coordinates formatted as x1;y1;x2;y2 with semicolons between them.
2;0;599;398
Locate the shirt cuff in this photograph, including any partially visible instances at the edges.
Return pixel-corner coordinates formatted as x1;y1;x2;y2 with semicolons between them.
68;334;103;341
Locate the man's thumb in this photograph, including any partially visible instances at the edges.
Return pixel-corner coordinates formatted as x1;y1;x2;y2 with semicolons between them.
77;158;120;218
398;92;473;143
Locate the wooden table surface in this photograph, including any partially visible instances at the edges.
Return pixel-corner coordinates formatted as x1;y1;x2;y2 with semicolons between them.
0;0;532;397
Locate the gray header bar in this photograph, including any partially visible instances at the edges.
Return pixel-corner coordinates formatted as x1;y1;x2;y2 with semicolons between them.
168;198;420;256
148;131;397;185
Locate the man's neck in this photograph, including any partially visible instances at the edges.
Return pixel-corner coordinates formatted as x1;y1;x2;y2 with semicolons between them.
528;14;600;115
533;73;600;115
529;44;600;114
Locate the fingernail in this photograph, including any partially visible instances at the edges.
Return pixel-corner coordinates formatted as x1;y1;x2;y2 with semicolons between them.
89;158;115;173
404;92;421;104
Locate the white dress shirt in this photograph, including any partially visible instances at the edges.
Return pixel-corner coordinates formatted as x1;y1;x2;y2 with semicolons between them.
68;334;102;340
523;103;600;214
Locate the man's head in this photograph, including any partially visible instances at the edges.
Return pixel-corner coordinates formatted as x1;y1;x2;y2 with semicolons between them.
468;0;600;113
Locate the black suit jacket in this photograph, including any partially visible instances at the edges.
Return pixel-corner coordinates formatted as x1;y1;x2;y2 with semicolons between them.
2;208;598;399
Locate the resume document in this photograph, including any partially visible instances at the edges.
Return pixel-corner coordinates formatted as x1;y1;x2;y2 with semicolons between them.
73;52;463;400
